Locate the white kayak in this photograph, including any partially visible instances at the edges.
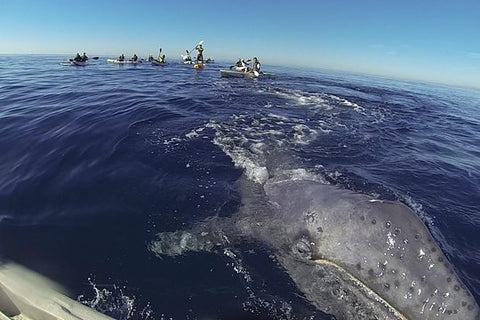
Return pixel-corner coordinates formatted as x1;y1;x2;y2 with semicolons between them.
107;59;141;65
219;69;274;78
0;263;114;320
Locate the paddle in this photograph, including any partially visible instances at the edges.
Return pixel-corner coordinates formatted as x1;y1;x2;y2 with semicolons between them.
69;56;99;61
190;40;204;54
229;59;251;69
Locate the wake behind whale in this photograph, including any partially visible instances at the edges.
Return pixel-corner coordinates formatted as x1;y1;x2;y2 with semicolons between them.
150;172;480;319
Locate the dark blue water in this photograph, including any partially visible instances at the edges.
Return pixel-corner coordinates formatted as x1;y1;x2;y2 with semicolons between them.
0;55;479;319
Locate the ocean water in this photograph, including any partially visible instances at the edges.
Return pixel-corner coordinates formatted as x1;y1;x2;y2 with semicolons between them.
0;55;479;319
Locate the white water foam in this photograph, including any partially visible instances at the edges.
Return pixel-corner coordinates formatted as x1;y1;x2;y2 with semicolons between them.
292;124;318;145
78;277;155;320
271;88;331;109
185;127;205;139
222;248;296;319
399;193;433;227
206;111;335;185
213;136;269;184
327;94;365;112
268;168;328;185
269;88;365;113
206;118;269;184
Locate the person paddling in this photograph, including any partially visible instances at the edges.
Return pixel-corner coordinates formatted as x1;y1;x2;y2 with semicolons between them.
252;57;261;74
240;59;249;72
73;53;82;62
81;52;88;62
183;51;192;63
195;44;204;62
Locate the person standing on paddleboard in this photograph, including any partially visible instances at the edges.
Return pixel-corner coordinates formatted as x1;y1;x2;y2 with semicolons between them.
195;44;204;62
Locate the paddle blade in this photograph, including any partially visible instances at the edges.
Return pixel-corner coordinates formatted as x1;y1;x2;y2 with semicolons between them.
92;57;99;60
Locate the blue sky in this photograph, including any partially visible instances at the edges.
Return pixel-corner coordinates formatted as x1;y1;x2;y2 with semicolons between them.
1;0;479;88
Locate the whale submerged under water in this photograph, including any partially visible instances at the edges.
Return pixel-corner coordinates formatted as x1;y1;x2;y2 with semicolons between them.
150;174;480;319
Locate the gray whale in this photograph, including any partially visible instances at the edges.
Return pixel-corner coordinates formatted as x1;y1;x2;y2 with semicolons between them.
150;175;480;319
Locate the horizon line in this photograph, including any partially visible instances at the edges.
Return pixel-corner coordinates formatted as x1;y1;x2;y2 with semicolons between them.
1;53;479;92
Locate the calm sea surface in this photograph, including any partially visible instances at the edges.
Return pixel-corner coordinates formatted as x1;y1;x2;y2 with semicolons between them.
0;55;479;319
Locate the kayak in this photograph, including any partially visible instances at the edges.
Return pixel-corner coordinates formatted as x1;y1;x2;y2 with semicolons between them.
107;59;141;65
70;60;89;66
151;59;166;66
219;69;274;78
0;263;114;320
220;69;255;78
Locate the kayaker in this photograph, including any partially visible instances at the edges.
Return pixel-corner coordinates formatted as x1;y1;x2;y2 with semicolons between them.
73;53;82;62
159;54;166;63
131;54;138;62
195;44;204;62
252;57;261;73
118;54;125;61
81;52;88;62
236;59;249;72
183;54;192;63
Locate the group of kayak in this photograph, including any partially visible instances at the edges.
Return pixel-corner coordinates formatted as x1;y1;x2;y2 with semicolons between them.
67;40;272;78
69;52;211;67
